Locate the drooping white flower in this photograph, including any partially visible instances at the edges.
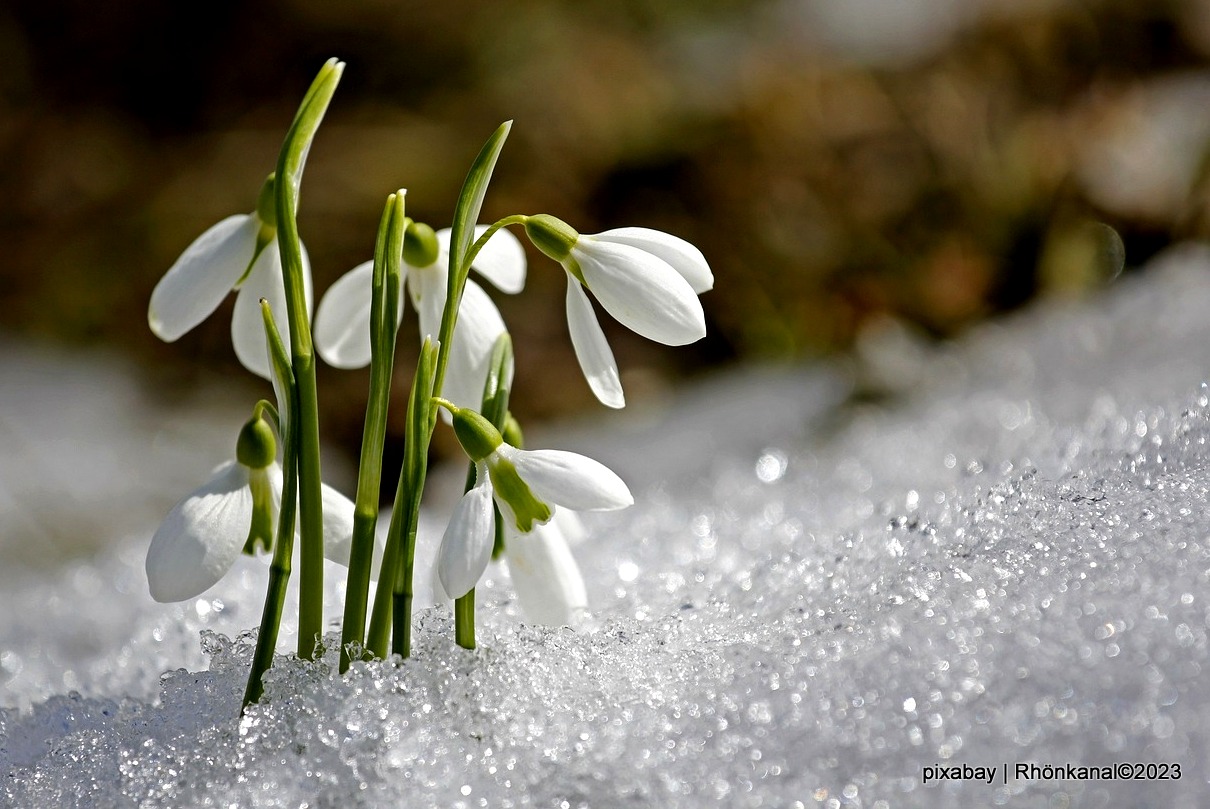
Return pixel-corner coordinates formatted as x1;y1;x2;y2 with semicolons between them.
314;223;525;410
524;215;712;409
145;460;358;602
147;176;313;380
435;404;631;600
147;459;276;603
146;414;360;603
503;509;588;626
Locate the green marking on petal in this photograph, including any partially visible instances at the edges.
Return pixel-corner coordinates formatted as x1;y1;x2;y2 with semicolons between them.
488;455;552;533
243;466;277;555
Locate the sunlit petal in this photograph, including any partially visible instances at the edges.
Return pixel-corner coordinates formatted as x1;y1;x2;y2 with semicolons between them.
443;280;510;411
437;471;496;599
314;261;375;369
573;239;705;346
232;244;285;379
498;445;633;512
231;240;314;380
504;516;587;626
318;482;382;578
565;274;624;408
593;227;713;293
149;215;258;342
551;508;587;546
408;264;448;348
468;225;526;293
146;461;252;602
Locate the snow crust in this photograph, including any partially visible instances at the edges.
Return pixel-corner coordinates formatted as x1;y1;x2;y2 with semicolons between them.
6;245;1210;806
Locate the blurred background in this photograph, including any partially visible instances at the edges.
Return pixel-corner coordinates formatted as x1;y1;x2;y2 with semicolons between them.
6;0;1210;467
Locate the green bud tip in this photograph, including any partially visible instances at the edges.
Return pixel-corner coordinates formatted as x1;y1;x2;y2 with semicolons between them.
243;467;276;555
488;456;552;533
502;412;524;448
523;214;579;263
437;400;503;462
255;173;278;230
404;221;440;268
236;416;277;469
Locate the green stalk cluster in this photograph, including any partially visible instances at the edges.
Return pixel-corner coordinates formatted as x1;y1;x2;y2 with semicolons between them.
235;63;534;700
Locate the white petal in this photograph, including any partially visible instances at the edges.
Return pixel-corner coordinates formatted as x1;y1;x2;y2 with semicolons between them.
565;274;624;409
146;461;251;602
233;240;314;379
443;280;510;411
314;261;375;369
318;482;383;578
469;225;526;293
593;227;713;293
435;228;453;260
408;264;448;349
498;446;633;512
437;474;497;599
408;265;467;423
551;508;587;546
413;512;452;609
504;517;587;626
149;215;258;342
573;239;706;346
231;246;285;379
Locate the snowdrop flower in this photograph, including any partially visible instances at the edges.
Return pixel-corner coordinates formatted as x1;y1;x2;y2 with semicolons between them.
146;415;358;603
148;174;312;380
523;215;712;408
503;509;589;626
314;221;525;411
435;402;632;600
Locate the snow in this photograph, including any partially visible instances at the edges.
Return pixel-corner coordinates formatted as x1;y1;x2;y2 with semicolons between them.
6;245;1210;806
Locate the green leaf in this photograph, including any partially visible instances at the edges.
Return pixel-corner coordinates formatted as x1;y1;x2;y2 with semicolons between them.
480;332;514;428
278;58;345;197
274;58;345;358
260;299;296;415
410;337;440;478
448;121;512;285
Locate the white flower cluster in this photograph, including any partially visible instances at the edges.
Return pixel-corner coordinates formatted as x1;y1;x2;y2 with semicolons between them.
146;161;710;630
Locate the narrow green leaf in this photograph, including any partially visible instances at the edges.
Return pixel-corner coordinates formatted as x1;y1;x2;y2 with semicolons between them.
260;299;297;425
448;121;512;284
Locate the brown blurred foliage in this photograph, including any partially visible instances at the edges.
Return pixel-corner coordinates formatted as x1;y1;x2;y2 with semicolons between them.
5;0;1210;459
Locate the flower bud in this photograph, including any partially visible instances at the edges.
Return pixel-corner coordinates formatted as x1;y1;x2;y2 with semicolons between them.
448;404;503;462
255;173;278;230
502;412;524;448
236;415;277;470
524;214;579;263
404;221;440;268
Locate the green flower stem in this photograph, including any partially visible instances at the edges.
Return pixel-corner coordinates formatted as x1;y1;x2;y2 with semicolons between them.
366;338;437;658
431;121;512;398
243;439;298;706
244;302;299;707
379;122;513;658
392;347;438;658
250;399;281;434
274;58;344;659
454;589;476;649
453;333;514;650
340;191;407;673
463;214;527;274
